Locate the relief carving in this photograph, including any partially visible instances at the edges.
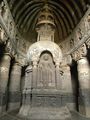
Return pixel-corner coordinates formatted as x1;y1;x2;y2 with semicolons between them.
5;40;12;54
37;52;55;88
71;50;80;61
79;44;87;57
71;44;87;61
0;2;8;22
70;38;74;48
84;15;90;31
0;67;8;73
86;38;90;48
27;41;62;63
87;14;90;26
76;28;82;41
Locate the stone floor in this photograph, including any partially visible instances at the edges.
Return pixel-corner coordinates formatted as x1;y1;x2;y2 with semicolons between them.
0;108;90;120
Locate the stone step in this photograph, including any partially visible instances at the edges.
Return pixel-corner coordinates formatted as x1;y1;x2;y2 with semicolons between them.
19;107;71;120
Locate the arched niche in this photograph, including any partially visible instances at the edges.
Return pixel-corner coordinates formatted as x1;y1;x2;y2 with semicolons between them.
37;50;56;88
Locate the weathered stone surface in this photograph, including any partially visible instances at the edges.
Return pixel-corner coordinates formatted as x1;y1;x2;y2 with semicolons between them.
77;57;90;117
0;54;11;113
8;62;22;111
1;0;90;119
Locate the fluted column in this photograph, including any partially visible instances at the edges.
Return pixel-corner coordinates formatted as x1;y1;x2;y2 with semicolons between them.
8;62;22;111
77;57;90;117
0;53;11;113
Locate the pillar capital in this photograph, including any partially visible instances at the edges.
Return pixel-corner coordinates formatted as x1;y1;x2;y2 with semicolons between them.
71;43;87;61
61;55;72;68
5;40;16;58
25;65;33;73
13;61;23;67
77;56;88;63
3;53;12;58
77;57;89;72
33;60;38;68
55;62;60;69
60;64;70;73
15;55;28;67
0;53;12;66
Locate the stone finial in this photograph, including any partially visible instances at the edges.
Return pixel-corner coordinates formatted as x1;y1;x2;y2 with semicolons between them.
36;3;55;42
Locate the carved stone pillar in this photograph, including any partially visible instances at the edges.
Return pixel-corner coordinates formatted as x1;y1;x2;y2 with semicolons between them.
55;62;61;89
61;65;76;110
24;65;32;90
61;65;72;93
8;62;22;111
32;61;37;88
77;57;90;117
0;53;11;113
23;65;32;105
19;66;33;116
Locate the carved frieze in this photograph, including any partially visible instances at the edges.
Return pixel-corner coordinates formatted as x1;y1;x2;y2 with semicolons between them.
59;8;90;56
76;28;82;41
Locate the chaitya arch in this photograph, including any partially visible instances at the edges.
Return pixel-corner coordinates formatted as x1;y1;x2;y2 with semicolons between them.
27;40;63;64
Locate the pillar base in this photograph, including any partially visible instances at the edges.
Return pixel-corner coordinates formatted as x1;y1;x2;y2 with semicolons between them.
8;91;21;111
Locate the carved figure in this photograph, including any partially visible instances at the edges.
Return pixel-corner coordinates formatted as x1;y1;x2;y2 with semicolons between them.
37;52;55;88
70;39;74;48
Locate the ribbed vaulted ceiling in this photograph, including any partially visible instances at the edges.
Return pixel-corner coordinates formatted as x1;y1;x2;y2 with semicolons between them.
7;0;90;43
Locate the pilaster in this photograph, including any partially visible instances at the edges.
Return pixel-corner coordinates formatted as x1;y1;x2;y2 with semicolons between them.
71;43;90;117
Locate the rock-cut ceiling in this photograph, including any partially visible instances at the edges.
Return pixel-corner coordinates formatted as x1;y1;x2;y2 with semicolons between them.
7;0;90;43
